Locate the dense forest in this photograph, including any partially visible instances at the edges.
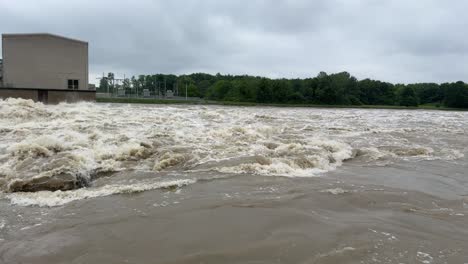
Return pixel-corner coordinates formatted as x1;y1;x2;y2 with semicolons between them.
98;72;468;108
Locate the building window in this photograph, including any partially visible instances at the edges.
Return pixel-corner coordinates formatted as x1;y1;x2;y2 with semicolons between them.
68;79;79;89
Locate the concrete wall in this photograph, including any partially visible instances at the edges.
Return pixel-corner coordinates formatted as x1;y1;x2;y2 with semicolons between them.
0;88;38;101
2;34;88;90
0;88;95;104
48;90;95;104
0;59;3;87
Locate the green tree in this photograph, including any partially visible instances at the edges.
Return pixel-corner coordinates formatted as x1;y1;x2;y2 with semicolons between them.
271;80;292;103
411;83;442;105
236;79;256;102
99;77;109;93
131;76;140;96
256;79;272;103
398;86;419;106
137;75;146;96
123;78;131;94
104;71;468;109
316;72;339;104
107;72;115;93
444;81;468;108
188;84;199;97
206;80;232;100
302;78;318;102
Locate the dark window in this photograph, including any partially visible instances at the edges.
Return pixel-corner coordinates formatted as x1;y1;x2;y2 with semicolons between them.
68;79;79;89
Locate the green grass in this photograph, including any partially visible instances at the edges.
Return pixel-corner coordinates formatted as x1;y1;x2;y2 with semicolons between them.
96;97;466;111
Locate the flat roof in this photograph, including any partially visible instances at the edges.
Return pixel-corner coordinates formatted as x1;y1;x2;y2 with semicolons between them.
2;33;88;45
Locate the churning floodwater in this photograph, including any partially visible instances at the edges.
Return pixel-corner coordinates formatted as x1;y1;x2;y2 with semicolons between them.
0;98;467;263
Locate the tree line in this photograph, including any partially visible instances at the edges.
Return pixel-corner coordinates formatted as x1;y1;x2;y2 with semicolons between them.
98;71;468;108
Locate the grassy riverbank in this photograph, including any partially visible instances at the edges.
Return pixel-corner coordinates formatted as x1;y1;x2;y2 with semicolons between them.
96;97;466;111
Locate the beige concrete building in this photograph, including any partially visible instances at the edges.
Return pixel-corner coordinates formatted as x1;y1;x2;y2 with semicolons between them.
0;33;95;103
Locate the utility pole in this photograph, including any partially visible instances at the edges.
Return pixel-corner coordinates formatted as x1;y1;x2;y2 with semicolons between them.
186;83;188;100
104;72;107;94
96;72;109;94
114;77;124;97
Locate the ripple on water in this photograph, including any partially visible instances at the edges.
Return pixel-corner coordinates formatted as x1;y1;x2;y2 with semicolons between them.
0;98;466;205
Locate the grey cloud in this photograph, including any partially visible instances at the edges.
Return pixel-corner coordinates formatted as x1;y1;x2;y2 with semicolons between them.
1;0;467;84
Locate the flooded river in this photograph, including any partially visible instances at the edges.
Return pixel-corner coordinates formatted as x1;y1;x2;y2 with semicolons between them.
0;98;467;263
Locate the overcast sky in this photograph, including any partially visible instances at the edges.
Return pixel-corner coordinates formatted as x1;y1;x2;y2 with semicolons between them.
1;0;467;84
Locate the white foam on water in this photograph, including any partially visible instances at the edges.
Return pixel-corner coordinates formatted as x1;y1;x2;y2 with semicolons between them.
6;179;196;207
315;246;356;260
0;98;467;203
321;188;349;195
334;247;356;254
417;251;434;264
20;223;42;230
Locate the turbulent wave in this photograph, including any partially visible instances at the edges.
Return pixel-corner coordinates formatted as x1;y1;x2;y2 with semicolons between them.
5;179;195;207
0;98;466;205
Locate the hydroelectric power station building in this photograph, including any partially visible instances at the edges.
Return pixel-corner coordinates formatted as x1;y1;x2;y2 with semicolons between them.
0;33;95;103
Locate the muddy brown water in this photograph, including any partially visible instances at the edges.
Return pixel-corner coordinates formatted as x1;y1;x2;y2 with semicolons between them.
0;99;467;263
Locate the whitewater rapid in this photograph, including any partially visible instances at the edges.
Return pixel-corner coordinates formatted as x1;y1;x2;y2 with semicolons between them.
0;98;466;206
